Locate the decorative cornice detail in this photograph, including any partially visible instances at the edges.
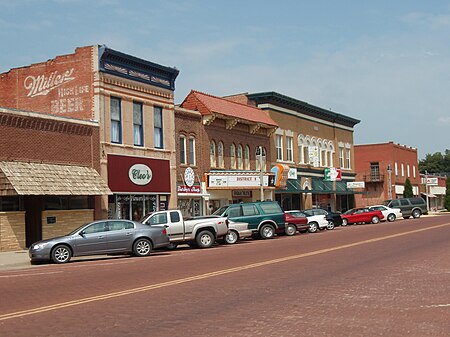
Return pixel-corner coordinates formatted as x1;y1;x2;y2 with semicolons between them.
202;114;216;125
101;74;173;99
226;118;239;130
249;123;261;134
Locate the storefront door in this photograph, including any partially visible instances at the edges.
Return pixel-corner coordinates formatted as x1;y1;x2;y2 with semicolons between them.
24;196;43;247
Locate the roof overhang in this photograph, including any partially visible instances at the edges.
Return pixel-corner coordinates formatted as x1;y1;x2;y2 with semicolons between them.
0;161;112;196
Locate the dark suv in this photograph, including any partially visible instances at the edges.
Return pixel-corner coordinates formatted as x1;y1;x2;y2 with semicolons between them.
212;201;285;239
384;197;427;219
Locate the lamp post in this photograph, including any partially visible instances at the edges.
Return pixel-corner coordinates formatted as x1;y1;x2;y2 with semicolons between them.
259;145;264;201
387;164;392;200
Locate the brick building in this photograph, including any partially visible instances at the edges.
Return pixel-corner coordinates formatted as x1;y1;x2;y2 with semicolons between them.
177;91;278;215
226;92;360;212
0;107;110;251
353;141;420;206
420;174;447;211
0;45;179;222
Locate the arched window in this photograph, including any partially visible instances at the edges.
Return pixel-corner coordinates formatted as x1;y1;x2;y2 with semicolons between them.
230;143;236;169
256;146;267;171
244;145;250;170
179;135;186;165
210;140;216;167
237;144;243;170
217;141;224;168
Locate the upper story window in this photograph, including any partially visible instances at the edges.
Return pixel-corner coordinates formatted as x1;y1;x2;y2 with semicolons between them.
237;144;243;170
133;102;143;146
154;106;163;149
395;162;398;176
407;164;410;177
276;134;283;161
256;146;267;171
413;165;416;178
217;141;224;168
210;140;216;167
370;162;380;181
179;135;186;165
339;146;344;168
231;143;236;169
401;163;404;176
110;97;122;144
286;136;293;162
244;145;250;170
189;137;196;166
345;146;351;169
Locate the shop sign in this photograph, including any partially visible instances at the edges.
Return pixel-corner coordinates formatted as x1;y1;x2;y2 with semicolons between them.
324;167;342;181
232;190;252;198
208;174;272;188
184;167;195;187
347;181;365;189
129;164;152;185
426;177;438;185
308;146;320;167
288;168;297;179
177;185;201;194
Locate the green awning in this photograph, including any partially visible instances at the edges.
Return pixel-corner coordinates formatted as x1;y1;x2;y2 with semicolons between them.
312;177;334;194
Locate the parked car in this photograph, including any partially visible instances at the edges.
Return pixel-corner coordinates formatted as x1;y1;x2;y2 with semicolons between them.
142;210;228;249
284;211;309;235
286;210;330;233
224;220;252;244
368;205;402;222
383;197;427;219
29;219;170;264
341;208;384;226
303;208;343;227
212;201;286;239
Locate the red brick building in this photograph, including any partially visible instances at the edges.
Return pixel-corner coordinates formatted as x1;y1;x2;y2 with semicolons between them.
354;141;420;207
0;107;110;251
0;45;179;222
177;91;278;215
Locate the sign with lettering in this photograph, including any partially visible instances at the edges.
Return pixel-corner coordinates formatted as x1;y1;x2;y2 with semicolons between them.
128;164;153;185
208;174;273;188
426;177;438;185
324;168;342;181
177;185;201;194
347;181;365;189
232;190;252;198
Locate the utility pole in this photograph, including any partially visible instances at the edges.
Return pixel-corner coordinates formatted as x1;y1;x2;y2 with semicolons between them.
259;145;264;201
425;170;429;212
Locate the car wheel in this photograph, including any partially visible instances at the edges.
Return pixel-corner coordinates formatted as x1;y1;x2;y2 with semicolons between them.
133;238;152;257
285;224;297;236
308;222;319;233
196;230;215;248
224;230;239;244
387;213;396;222
326;221;335;230
166;242;178;250
341;218;348;226
51;245;72;264
412;209;421;218
371;216;380;224
259;224;275;239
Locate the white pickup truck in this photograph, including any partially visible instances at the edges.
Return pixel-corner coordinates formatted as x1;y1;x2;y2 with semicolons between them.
141;210;229;249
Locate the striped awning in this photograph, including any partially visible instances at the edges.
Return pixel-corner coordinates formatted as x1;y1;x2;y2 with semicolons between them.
0;161;111;196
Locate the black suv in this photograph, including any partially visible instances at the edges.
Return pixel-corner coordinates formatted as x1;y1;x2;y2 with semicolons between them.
303;208;343;227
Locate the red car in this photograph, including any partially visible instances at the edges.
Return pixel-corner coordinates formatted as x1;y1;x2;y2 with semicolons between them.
341;207;384;226
284;211;310;235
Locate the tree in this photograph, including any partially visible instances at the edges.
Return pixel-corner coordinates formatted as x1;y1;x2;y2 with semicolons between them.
403;178;414;198
445;177;450;211
419;151;450;174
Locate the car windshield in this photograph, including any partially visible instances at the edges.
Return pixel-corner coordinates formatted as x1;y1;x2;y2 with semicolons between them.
67;223;89;235
343;209;355;215
212;206;228;216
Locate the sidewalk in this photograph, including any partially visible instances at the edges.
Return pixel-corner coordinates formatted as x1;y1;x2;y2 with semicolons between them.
0;250;33;271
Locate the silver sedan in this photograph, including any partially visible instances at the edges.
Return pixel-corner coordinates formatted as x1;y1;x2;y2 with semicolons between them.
29;219;170;264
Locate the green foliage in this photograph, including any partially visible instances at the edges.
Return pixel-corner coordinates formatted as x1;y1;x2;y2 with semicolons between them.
419;150;450;174
403;178;414;198
445;177;450;211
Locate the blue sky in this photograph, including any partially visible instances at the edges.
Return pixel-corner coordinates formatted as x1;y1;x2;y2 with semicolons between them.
1;0;449;158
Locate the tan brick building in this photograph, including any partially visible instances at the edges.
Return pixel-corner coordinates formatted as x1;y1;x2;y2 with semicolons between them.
0;107;110;251
226;92;360;212
177;91;278;215
0;45;179;223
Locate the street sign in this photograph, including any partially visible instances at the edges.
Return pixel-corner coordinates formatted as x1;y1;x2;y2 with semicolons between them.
324;167;342;181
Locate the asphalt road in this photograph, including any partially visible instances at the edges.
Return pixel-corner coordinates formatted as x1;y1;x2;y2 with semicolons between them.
0;215;449;337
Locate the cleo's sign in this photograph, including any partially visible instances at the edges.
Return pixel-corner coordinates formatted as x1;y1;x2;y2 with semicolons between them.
128;164;153;186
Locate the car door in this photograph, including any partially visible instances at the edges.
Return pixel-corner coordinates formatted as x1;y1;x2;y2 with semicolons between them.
73;221;108;256
107;220;135;251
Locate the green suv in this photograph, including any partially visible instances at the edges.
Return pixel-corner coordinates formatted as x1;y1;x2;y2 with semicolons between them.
384;197;428;219
212;201;285;239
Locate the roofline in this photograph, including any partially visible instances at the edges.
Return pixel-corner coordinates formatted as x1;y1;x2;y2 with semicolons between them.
246;91;360;127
